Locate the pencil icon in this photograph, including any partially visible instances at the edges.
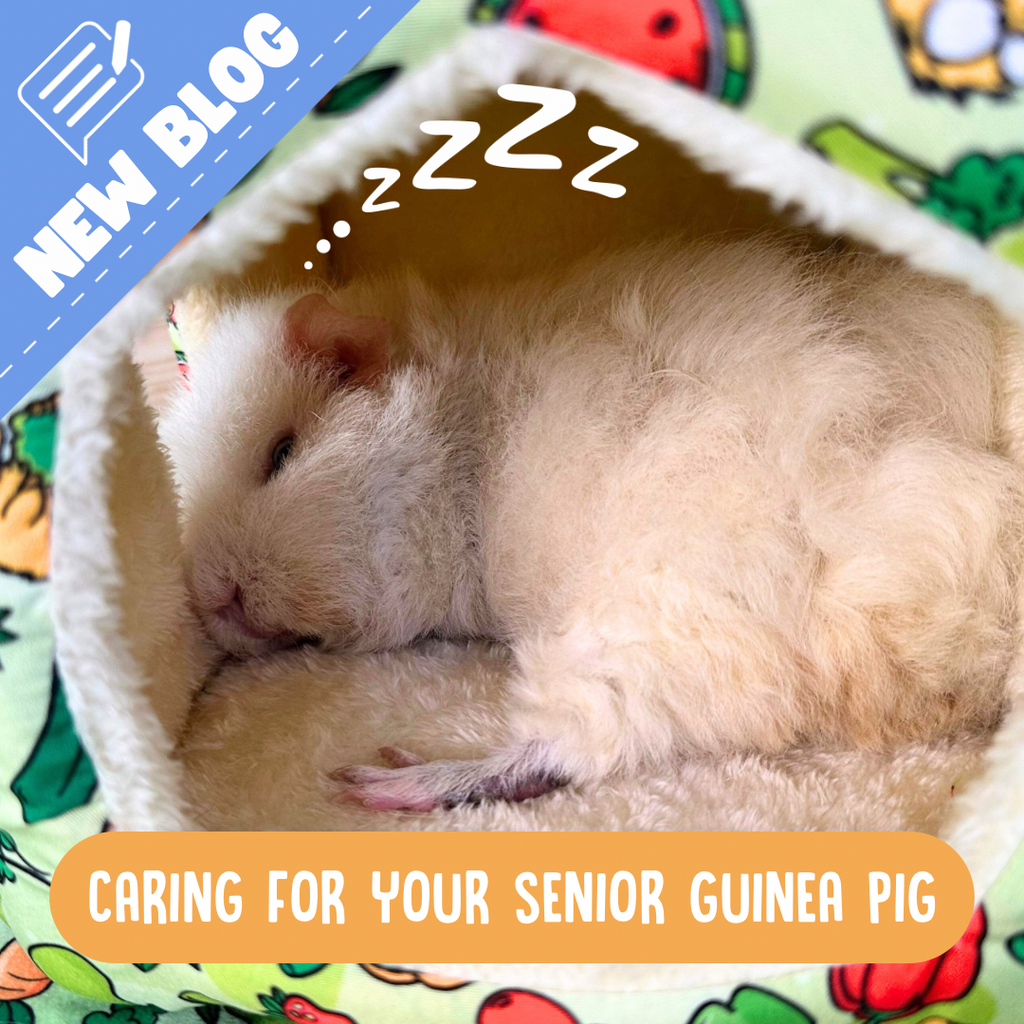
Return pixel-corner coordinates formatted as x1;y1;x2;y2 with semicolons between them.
111;21;130;75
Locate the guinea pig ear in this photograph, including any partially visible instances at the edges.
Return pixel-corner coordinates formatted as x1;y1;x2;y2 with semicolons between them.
283;294;389;385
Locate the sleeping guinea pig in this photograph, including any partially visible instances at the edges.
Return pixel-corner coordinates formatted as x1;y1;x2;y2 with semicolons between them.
160;238;1024;811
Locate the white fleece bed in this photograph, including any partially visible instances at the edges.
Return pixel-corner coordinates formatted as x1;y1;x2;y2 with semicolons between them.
50;27;1024;994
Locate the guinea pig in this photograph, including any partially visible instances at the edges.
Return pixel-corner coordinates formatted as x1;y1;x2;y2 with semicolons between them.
160;237;1024;811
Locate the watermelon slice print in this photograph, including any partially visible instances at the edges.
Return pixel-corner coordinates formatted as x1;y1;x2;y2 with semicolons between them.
475;0;751;103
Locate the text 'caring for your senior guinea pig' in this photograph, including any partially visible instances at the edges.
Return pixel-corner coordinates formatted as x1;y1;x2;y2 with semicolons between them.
86;867;936;926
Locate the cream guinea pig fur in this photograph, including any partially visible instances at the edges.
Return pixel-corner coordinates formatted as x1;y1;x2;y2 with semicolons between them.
160;237;1024;811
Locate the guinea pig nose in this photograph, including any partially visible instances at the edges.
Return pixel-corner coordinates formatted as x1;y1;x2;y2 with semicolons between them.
210;585;278;642
205;578;239;611
215;586;246;621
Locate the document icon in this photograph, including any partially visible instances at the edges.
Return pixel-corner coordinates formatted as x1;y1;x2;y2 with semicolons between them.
18;21;144;166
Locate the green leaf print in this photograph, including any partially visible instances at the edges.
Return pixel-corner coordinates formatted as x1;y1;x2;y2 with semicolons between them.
315;67;400;114
1010;931;1024;964
7;396;57;486
278;965;327;978
0;1001;34;1024
12;665;97;824
689;986;814;1024
257;989;286;1017
0;831;49;886
806;121;931;203
177;994;218;1007
223;1011;260;1024
28;947;124;1005
806;123;1024;244
82;1005;164;1024
0;611;17;663
179;994;257;1024
921;153;1024;242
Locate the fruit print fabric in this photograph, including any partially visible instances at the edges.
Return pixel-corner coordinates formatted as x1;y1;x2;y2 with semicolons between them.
830;907;987;1021
0;385;98;831
0;937;49;1024
314;68;402;114
474;988;816;1024
880;0;1024;100
358;964;468;989
477;990;578;1024
11;666;98;826
1;3;1024;1023
0;394;55;583
258;987;356;1024
806;126;1024;245
0;925;236;1024
474;0;751;103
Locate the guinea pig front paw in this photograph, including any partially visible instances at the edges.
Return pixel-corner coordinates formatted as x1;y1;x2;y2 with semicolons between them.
328;746;567;812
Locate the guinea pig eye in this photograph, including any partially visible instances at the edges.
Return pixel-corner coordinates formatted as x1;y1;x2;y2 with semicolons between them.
269;435;294;478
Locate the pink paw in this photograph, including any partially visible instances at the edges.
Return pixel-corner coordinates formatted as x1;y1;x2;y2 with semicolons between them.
329;758;439;812
328;745;566;812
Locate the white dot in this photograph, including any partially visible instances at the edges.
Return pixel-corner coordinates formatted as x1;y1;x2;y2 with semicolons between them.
1000;35;1024;85
332;220;351;238
303;261;313;270
316;238;331;254
923;0;1001;63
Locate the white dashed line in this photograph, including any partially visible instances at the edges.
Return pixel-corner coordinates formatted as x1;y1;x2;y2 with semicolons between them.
0;367;10;379
359;6;370;18
25;26;382;371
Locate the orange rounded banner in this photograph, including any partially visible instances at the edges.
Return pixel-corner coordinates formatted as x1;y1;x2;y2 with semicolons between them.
50;830;974;964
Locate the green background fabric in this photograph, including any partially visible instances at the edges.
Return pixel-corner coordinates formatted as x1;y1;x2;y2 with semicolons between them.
3;1;1024;1020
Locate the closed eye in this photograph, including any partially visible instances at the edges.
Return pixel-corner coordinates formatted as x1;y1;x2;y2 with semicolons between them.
268;434;294;478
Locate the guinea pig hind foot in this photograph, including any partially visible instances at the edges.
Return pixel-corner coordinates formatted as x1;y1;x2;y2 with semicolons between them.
328;742;567;812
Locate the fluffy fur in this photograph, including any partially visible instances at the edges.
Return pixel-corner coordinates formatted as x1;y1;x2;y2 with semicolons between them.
161;237;1024;810
178;640;985;834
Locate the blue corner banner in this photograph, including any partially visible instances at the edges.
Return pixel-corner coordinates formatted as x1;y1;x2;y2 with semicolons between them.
2;0;420;416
